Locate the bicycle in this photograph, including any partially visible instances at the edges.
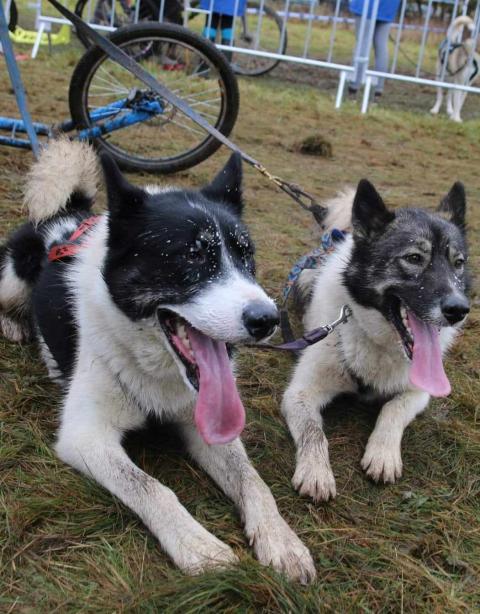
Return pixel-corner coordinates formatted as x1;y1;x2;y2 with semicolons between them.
74;0;288;75
1;19;239;173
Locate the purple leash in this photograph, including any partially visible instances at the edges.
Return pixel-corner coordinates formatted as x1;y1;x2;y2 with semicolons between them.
251;305;352;352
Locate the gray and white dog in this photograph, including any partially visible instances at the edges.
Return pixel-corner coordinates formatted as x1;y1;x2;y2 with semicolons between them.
281;180;470;502
0;141;315;582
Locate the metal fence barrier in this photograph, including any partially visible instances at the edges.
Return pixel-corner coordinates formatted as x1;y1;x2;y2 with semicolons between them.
31;0;480;117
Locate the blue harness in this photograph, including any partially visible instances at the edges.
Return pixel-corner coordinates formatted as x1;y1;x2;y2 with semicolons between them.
282;228;346;304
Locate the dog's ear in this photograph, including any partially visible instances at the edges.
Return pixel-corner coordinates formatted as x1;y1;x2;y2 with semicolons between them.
438;182;466;232
201;152;243;215
352;179;395;239
100;153;145;215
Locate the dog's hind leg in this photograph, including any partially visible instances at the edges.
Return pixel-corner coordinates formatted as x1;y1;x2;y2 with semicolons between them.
361;390;429;483
0;222;46;343
430;86;443;115
281;346;355;502
181;424;316;584
0;253;30;343
56;381;238;575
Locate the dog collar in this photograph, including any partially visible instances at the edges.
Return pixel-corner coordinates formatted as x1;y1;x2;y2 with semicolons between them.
48;215;102;262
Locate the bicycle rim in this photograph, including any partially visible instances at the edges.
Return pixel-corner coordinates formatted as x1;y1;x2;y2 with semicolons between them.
69;25;239;173
233;2;287;77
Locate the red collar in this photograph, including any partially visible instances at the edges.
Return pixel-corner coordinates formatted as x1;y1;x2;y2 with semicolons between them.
48;216;102;262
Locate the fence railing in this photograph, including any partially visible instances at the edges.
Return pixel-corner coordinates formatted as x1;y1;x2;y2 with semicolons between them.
31;0;480;116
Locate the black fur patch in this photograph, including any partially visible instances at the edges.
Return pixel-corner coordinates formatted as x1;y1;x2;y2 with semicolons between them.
32;261;77;378
66;190;95;215
8;222;46;284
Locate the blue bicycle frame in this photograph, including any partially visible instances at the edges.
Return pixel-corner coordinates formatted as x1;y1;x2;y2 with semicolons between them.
0;98;164;150
0;0;163;154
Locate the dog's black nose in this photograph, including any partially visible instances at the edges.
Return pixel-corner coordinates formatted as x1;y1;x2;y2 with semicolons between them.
441;296;470;325
242;301;279;341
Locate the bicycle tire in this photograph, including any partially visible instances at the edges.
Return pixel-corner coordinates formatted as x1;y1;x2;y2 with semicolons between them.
74;0;159;48
8;0;18;32
233;1;287;77
69;23;239;173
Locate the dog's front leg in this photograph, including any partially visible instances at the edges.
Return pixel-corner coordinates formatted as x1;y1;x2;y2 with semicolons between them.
56;401;238;574
281;347;354;502
181;425;316;584
450;88;466;122
446;88;454;117
361;390;430;483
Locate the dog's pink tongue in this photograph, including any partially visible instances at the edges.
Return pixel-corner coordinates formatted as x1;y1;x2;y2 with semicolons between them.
407;312;451;397
187;327;245;445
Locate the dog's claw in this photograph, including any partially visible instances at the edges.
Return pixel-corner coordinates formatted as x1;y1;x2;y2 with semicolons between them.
361;438;403;484
292;463;337;502
247;516;316;584
292;428;336;502
292;463;337;501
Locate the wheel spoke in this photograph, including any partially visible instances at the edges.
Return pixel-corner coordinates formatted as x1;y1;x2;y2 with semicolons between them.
78;30;234;168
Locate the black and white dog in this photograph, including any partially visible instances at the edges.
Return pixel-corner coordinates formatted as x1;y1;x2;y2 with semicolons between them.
281;180;470;502
0;140;315;582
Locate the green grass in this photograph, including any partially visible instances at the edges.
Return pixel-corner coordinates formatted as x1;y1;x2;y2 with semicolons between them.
1;42;479;612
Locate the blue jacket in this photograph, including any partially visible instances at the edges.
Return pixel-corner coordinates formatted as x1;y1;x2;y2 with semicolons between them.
199;0;246;17
349;0;401;22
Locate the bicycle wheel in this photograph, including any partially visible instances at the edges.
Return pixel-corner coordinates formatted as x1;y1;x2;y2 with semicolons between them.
69;23;239;173
74;0;159;48
232;1;287;77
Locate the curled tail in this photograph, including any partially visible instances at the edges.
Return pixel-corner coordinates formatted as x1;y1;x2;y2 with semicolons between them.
24;139;99;224
320;187;355;234
448;15;475;40
0;141;99;343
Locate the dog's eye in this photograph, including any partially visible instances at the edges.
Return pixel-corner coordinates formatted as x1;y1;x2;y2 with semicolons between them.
403;253;423;265
454;256;465;269
187;240;206;263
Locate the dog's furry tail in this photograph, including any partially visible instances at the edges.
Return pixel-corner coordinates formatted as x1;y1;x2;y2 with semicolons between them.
320;186;355;233
24;139;99;224
448;15;475;39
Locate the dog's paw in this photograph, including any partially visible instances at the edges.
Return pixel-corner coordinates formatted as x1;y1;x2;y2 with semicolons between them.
292;457;336;502
248;516;316;584
177;530;238;575
361;437;402;484
429;106;440;115
292;427;336;502
0;314;31;343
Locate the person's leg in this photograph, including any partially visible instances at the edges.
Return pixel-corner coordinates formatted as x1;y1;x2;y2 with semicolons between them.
220;14;234;62
203;12;221;41
350;16;371;92
373;21;391;94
